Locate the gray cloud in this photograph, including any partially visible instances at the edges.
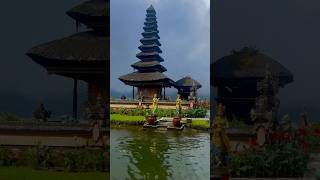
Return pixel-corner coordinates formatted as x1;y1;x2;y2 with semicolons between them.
0;0;87;116
110;0;210;96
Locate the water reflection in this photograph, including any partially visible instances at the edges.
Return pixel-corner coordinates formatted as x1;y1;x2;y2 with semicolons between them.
111;127;209;180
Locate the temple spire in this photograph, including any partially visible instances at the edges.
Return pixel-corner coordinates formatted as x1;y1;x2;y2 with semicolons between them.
119;5;174;99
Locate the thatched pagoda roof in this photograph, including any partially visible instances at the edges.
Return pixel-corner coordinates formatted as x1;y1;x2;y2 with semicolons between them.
138;44;162;53
26;31;108;80
141;32;159;39
212;47;294;86
147;5;156;13
119;72;174;87
131;61;167;72
175;76;202;89
136;52;163;62
27;31;108;61
66;0;109;31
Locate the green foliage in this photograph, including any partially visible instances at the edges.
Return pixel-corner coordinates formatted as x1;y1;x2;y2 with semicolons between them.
316;168;320;179
191;120;210;130
305;135;320;152
0;146;107;173
0;167;108;180
0;112;20;122
230;142;308;178
26;145;53;169
181;108;207;118
0;148;14;166
64;149;105;172
111;107;207;118
110;114;145;125
228;117;250;129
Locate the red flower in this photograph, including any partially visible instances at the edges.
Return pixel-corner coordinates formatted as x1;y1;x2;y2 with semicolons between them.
314;128;320;136
271;131;279;143
283;132;292;141
303;142;309;152
221;175;229;180
299;128;307;135
247;137;258;146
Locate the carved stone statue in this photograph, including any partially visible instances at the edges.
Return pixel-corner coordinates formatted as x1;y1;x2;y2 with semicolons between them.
279;114;292;131
251;65;281;146
146;94;159;125
151;93;159;115
33;103;51;122
175;94;182;117
189;81;197;109
299;107;309;128
212;103;230;167
173;94;182;127
138;91;144;108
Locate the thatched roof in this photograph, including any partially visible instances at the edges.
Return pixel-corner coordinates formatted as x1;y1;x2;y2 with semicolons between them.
147;5;156;13
136;52;163;62
119;72;174;86
67;0;108;17
175;76;202;89
140;37;160;43
212;47;293;86
120;72;169;82
27;31;108;62
66;0;109;31
146;17;157;21
131;61;167;72
138;44;162;53
141;31;159;39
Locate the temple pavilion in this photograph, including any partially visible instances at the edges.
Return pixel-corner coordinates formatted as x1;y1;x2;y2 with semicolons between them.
27;0;109;119
119;5;174;100
175;76;202;100
211;47;293;122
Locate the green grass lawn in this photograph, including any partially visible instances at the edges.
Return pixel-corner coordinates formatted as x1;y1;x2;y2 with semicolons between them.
111;114;210;130
191;119;210;129
110;114;145;125
0;167;108;180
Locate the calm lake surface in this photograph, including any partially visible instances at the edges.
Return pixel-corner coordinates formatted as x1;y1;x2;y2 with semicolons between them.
110;127;210;180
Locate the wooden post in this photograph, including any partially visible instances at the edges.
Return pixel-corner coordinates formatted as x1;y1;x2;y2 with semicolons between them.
73;78;78;120
164;87;166;100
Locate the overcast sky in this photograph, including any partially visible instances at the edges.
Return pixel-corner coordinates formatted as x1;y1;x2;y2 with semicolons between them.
110;0;210;97
2;0;319;120
212;0;320;120
0;0;87;117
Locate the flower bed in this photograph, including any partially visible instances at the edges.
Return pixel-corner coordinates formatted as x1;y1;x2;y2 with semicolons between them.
110;107;207;118
230;142;308;178
0;146;108;173
227;123;320;178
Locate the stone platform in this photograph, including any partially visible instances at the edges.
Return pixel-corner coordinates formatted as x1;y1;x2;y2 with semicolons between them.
143;119;185;131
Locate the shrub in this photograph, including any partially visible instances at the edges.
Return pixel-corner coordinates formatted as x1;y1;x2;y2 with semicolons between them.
111;107;207;118
0;112;20;122
230;142;308;178
0;148;14;166
25;145;54;169
64;149;105;172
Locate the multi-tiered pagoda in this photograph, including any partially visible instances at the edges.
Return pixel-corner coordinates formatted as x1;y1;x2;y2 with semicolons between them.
119;5;174;100
27;0;109;119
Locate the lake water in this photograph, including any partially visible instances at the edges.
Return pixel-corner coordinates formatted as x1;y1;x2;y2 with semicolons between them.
110;127;210;180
